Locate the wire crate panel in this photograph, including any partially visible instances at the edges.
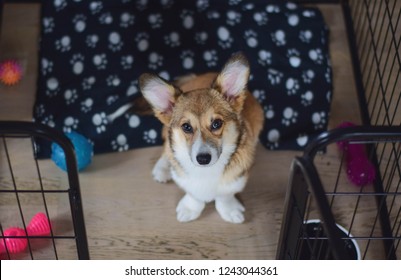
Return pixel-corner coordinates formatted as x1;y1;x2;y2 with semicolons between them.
277;127;401;259
0;122;89;260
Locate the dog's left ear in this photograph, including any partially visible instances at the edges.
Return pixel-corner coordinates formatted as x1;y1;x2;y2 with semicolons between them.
214;53;250;112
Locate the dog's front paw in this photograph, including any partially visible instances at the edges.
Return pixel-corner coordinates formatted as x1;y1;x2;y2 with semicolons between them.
152;155;172;183
176;194;205;223
215;197;245;224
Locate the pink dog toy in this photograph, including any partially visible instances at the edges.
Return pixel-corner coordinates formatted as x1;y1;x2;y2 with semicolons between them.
0;212;51;255
27;212;51;236
0;227;28;254
337;122;376;186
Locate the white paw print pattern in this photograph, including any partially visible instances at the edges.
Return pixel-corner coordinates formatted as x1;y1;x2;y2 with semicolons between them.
271;30;286;46
106;75;121;87
135;33;149;52
267;129;280;149
181;50;195;69
287;14;300;27
136;0;148;11
36;1;333;155
121;55;134;69
73;14;87;33
309;48;324;64
195;32;208;45
287;48;301;68
143;129;158;144
54;0;67;11
297;134;309;147
312;112;327;129
86;34;99;48
286;78;300;95
89;1;103;14
112;134;129;152
35;104;45;118
299;30;313;43
253;12;268;25
264;105;275;120
217;26;233;49
253;89;266;102
301;91;314;106
128;114;141;128
63;116;79;133
43;17;55;33
164;31;181;47
42;115;56;128
120;12;135;28
70;54;85;75
41;58;53;75
258;50;271;66
106;95;119;106
267;69;284;85
93;53;107;70
196;0;209;11
92;112;108;133
266;4;280;13
126;80;139;96
226;10;241;25
181;10;195;29
108;32;123;52
203;50;218;67
64;89;78;105
82;76;96;90
148;13;163;29
244;30;258;48
282;107;298;126
46;77;60;97
148;52;163;69
81;98;94;113
302;69;315;83
55;36;72;52
99;12;113;25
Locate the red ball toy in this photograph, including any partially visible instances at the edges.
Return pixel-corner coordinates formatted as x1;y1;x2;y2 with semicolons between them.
0;60;23;86
0;212;51;256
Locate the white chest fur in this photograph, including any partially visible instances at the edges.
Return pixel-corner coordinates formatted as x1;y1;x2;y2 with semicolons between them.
171;162;246;203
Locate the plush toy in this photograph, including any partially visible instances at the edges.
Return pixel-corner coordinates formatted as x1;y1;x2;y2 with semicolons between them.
51;131;94;171
0;212;51;255
0;60;23;86
337;122;376;186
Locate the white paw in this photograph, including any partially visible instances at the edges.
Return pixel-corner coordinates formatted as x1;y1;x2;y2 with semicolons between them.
152;155;171;183
216;197;245;224
176;194;205;223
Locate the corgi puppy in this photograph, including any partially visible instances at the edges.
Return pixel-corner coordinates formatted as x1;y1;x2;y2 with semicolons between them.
139;53;264;223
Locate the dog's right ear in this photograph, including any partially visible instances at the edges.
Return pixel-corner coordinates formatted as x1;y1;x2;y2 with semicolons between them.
139;73;179;124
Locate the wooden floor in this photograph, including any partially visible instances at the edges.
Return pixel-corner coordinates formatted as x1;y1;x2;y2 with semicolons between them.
0;3;365;259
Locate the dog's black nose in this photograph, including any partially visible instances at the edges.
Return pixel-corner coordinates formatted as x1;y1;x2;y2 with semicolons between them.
196;153;211;165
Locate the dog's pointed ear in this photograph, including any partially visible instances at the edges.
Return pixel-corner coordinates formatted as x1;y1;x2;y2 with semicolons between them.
214;53;250;111
139;73;180;124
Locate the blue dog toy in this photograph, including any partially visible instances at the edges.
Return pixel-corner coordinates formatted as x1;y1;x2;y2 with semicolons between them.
51;131;93;171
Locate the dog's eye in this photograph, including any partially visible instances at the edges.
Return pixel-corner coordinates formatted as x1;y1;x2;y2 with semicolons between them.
211;119;223;131
181;123;193;133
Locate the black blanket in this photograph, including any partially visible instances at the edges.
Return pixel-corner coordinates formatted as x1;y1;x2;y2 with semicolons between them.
33;0;332;157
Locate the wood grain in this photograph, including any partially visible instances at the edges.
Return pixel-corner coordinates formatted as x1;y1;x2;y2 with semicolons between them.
2;3;396;260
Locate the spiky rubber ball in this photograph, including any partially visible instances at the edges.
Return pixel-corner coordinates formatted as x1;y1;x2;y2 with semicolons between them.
0;60;23;86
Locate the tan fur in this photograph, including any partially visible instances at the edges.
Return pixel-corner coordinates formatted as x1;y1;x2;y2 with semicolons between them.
139;53;264;223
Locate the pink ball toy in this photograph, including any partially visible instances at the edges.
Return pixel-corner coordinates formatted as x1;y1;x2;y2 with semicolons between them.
27;212;51;236
337;122;376;186
0;227;28;254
